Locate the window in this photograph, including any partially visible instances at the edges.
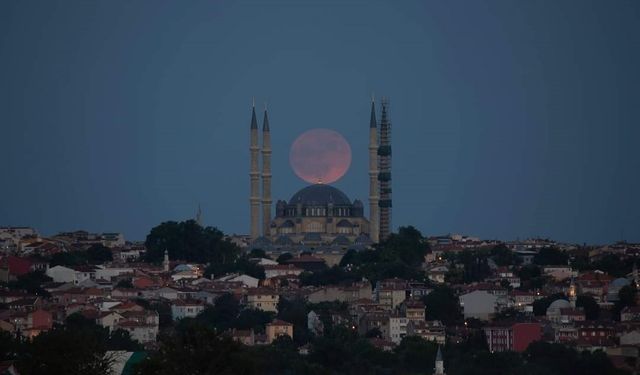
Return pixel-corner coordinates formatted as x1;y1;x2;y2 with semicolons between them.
306;222;324;232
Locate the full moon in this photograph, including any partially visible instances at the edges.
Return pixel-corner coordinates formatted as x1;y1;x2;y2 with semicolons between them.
289;128;352;184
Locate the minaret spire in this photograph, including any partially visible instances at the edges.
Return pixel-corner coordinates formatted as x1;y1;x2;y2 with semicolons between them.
195;204;203;226
163;249;170;272
435;346;445;375
368;97;380;243
249;103;260;239
261;107;272;237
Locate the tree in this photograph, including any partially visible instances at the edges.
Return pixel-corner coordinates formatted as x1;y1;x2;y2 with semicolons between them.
144;220;239;264
524;341;625;375
422;286;462;325
0;330;18;361
516;265;546;291
107;329;143;351
233;309;274;333
592;254;632;278
365;327;382;338
299;266;359;286
491;244;520;267
394;336;438;373
86;244;113;264
614;284;637;320
533;293;566;316
377;226;429;267
196;293;240;332
533;247;568;266
576;295;600;320
116;279;134;289
134;321;255;375
205;256;266;280
276;253;293;264
8;271;52;297
277;298;311;345
16;314;137;375
248;248;267;259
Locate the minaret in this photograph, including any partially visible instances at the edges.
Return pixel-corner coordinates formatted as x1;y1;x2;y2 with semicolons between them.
378;98;392;240
435;346;445;375
569;276;577;308
368;97;380;243
163;249;170;272
249;103;261;239
633;262;639;289
261;106;272;237
195;204;202;226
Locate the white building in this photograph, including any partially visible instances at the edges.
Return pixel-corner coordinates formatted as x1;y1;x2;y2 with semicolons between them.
245;288;279;312
215;274;259;288
46;265;92;285
387;314;408;344
460;290;498;320
171;300;205;320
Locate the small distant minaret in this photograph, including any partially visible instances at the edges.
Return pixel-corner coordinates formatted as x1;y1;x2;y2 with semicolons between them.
163;250;170;272
633;262;639;289
249;102;261;239
569;276;577;308
435;346;445;375
195;204;203;226
368;97;380;243
261;106;272;237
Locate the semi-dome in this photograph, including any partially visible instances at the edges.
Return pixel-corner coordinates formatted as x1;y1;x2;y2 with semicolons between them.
289;184;351;206
610;278;631;288
547;299;571;314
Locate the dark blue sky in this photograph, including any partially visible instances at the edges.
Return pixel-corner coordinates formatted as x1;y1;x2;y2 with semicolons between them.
1;1;639;244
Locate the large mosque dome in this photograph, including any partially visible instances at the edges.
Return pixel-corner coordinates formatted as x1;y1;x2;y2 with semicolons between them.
288;184;352;206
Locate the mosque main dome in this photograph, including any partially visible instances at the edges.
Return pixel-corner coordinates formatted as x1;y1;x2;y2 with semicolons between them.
288;184;352;206
264;183;368;246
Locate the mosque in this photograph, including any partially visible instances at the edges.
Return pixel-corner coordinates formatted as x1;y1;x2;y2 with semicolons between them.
248;98;393;253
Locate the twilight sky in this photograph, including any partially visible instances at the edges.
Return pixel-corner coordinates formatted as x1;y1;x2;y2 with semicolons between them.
1;0;639;244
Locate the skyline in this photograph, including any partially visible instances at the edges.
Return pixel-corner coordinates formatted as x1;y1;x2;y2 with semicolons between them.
1;1;639;244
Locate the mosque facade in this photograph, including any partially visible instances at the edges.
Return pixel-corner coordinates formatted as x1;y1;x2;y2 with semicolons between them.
248;99;392;252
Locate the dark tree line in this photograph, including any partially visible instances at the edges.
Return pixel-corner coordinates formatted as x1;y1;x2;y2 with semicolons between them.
132;322;628;375
144;220;239;264
0;314;141;375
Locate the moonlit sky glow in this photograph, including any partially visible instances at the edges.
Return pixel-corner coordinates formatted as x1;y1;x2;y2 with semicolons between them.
1;1;639;244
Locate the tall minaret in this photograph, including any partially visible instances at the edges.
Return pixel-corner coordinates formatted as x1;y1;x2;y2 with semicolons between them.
378;98;392;240
368;98;380;243
261;106;272;237
249;103;261;239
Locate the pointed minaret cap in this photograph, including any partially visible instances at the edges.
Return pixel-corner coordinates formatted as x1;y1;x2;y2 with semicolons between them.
436;345;443;361
250;101;258;129
370;98;377;128
263;105;270;132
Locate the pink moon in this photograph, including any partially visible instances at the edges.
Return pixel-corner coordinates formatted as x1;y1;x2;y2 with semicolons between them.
289;128;352;184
